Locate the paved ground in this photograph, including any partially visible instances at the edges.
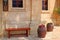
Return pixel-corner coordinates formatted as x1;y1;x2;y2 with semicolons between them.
0;26;60;40
44;26;60;40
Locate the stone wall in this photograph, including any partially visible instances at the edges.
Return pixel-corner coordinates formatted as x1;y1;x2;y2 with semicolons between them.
30;0;41;35
0;0;3;33
0;0;56;36
41;0;56;25
3;0;31;28
2;0;41;35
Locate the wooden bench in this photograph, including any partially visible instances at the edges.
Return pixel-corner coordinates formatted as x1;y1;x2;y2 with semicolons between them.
5;28;30;38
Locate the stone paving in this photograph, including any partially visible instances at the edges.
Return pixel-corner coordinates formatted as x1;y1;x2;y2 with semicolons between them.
0;26;60;40
44;26;60;40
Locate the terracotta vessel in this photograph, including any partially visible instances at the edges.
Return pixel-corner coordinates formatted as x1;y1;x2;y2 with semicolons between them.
37;24;47;38
47;23;54;32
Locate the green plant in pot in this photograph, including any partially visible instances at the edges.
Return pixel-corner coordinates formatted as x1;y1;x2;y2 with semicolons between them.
53;7;60;26
54;7;60;14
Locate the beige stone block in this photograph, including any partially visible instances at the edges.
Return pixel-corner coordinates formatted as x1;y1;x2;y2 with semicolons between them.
0;32;3;38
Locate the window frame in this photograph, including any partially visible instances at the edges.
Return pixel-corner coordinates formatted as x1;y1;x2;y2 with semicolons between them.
12;0;23;8
42;0;50;12
9;0;26;11
3;0;8;11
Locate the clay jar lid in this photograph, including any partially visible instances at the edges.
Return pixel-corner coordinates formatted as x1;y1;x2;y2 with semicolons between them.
39;24;45;28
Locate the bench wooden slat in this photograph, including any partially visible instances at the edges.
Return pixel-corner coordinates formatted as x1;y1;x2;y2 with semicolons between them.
6;28;30;31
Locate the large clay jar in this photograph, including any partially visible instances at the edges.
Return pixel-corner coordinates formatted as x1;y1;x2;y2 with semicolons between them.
37;24;47;38
47;23;54;32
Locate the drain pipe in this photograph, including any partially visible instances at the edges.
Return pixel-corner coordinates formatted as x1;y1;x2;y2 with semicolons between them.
29;0;32;28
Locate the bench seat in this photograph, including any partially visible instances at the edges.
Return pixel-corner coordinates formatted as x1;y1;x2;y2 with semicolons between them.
5;27;30;38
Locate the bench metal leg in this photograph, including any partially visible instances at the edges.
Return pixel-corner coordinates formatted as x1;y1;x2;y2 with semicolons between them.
8;31;10;38
26;30;28;37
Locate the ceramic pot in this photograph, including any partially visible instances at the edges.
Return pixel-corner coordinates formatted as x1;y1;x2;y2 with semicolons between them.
47;23;54;32
37;24;47;38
